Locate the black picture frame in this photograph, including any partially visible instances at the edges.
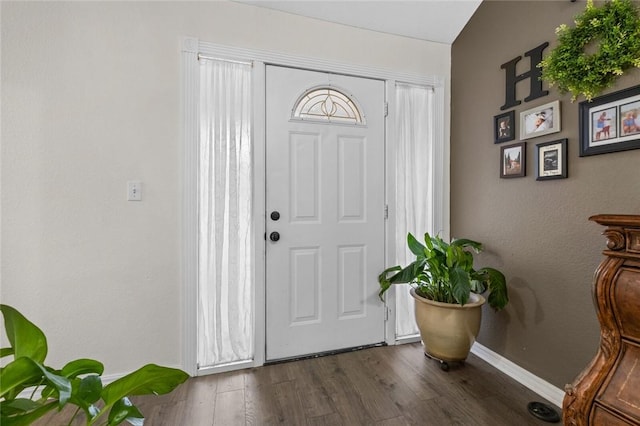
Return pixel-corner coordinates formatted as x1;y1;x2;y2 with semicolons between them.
579;85;640;156
494;110;515;143
536;138;567;181
500;142;526;178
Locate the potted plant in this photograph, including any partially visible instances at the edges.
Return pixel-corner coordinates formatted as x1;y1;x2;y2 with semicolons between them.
378;232;508;368
0;304;189;425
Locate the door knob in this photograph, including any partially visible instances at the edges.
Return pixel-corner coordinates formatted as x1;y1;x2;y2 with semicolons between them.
270;211;280;221
269;232;280;242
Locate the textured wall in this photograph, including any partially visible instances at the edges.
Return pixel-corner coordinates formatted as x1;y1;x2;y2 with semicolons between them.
452;1;640;388
1;1;450;375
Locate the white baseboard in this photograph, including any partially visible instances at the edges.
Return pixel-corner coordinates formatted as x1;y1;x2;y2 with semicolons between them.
471;342;565;409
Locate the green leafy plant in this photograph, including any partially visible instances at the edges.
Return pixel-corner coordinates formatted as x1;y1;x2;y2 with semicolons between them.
0;304;189;425
539;0;640;101
378;233;509;310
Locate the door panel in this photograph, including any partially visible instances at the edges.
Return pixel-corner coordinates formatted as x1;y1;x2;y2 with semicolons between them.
338;245;366;317
339;136;366;220
266;65;385;360
290;132;320;222
290;247;320;324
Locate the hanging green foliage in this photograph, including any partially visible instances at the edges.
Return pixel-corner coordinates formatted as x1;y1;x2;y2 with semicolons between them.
539;0;640;101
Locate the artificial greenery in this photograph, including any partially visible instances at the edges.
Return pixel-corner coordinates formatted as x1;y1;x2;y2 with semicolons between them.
378;233;509;310
0;304;189;425
539;0;640;101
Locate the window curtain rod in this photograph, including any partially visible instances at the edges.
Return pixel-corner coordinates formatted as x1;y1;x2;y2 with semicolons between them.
197;53;253;67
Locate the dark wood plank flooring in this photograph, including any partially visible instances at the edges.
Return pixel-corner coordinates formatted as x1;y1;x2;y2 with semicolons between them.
35;343;561;425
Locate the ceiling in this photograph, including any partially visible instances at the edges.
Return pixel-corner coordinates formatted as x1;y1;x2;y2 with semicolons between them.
232;0;482;44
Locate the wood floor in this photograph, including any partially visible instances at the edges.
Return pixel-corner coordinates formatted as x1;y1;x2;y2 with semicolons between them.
37;343;561;425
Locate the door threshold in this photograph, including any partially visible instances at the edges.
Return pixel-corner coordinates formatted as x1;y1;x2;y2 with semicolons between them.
264;342;387;366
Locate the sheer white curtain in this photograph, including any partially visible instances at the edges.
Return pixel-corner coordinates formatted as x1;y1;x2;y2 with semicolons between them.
198;59;253;368
395;83;434;338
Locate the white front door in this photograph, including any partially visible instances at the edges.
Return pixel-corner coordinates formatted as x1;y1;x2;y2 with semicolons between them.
265;65;386;360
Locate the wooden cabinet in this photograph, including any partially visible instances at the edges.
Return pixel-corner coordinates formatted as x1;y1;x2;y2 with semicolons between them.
564;215;640;426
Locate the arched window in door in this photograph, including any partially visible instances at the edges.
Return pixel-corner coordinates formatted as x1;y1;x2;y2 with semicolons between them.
292;86;365;125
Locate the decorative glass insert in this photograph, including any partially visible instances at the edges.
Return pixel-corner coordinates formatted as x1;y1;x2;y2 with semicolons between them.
292;86;364;124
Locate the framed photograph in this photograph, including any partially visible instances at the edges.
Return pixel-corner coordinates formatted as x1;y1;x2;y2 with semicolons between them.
494;110;515;143
520;100;561;140
536;138;567;181
579;85;640;156
500;142;526;178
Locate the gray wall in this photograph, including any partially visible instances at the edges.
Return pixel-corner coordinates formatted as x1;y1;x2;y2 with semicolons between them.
452;1;640;388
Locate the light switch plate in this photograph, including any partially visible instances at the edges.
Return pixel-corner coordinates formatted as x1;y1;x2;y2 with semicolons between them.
127;181;142;201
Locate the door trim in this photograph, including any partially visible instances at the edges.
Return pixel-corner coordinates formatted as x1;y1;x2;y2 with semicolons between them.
181;37;449;376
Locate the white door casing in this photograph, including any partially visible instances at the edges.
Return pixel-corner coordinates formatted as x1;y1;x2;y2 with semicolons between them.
183;39;448;375
265;65;386;360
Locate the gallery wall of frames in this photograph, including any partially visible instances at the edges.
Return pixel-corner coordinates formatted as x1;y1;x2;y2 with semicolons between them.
494;44;640;182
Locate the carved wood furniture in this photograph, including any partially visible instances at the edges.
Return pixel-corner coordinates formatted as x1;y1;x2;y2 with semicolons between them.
564;214;640;425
